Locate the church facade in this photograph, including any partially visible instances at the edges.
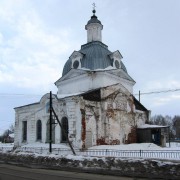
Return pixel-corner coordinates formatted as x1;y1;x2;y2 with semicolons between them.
14;10;150;149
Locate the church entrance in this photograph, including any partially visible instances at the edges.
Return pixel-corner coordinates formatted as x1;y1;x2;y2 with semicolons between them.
151;129;161;145
61;117;68;143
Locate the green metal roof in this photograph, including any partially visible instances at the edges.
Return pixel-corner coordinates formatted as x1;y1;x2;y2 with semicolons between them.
80;41;111;70
62;41;128;76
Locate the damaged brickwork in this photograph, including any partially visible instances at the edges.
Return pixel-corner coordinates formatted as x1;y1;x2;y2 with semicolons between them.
80;109;86;149
96;137;108;145
80;84;148;148
125;126;137;144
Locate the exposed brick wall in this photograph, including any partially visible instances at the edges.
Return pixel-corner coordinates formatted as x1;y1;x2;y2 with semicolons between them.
80;109;86;149
96;137;108;145
126;126;137;144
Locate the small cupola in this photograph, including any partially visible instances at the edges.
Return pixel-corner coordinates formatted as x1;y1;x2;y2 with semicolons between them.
85;7;103;43
69;51;84;70
109;50;123;69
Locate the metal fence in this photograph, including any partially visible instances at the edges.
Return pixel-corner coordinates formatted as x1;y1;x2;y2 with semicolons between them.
0;146;13;153
13;147;180;160
1;146;180;160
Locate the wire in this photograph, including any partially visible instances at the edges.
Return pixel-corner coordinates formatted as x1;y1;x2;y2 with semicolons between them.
0;93;42;97
0;88;180;98
134;88;180;96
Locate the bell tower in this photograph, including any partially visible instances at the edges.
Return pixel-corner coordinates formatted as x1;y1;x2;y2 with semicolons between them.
85;4;103;43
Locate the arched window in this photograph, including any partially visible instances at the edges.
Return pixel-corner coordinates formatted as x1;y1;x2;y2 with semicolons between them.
61;117;68;142
36;120;42;141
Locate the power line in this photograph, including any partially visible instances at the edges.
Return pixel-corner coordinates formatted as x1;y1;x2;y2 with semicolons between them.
134;88;180;96
0;93;42;97
0;88;180;98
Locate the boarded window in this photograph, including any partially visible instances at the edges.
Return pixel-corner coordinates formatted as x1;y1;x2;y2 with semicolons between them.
22;121;27;142
37;120;42;140
61;117;68;142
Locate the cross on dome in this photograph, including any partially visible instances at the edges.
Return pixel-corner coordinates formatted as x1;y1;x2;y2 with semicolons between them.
92;3;96;15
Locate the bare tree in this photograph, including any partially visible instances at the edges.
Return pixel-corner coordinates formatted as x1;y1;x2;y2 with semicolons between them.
9;124;15;133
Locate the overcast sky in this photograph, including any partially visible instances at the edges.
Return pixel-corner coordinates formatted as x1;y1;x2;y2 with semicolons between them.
0;0;180;135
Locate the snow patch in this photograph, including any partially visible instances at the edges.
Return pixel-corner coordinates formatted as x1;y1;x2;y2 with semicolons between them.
138;124;168;129
0;143;14;147
57;92;83;99
21;142;70;149
89;143;162;150
79;66;116;72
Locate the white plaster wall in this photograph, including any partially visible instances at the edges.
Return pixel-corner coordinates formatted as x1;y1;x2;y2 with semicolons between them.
64;97;82;149
14;94;66;146
14;104;38;146
57;71;134;95
86;23;103;42
14;83;147;148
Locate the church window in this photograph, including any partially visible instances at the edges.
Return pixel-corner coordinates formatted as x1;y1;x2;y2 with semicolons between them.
73;60;79;69
46;102;50;113
22;121;27;142
115;60;120;69
36;120;42;141
61;117;68;142
110;58;114;66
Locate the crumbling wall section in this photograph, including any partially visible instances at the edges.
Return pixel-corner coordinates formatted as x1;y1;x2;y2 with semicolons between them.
80;99;101;149
99;84;148;145
79;84;148;148
80;109;86;149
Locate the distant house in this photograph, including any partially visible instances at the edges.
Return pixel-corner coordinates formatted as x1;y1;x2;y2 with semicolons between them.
4;133;14;143
137;124;168;147
14;9;152;149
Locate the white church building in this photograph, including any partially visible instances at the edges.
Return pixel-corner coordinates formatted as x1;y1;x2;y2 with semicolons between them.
14;10;150;149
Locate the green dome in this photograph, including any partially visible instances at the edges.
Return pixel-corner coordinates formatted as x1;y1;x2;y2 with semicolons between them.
62;41;128;76
80;41;111;70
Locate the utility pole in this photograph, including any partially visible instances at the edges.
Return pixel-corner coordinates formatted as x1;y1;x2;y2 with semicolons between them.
52;108;76;155
49;91;52;153
48;91;76;155
139;90;141;102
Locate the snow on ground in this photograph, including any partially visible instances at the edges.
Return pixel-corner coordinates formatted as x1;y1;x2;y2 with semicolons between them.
21;142;70;149
1;142;180;150
0;143;14;147
163;142;180;150
1;142;180;160
89;143;163;150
